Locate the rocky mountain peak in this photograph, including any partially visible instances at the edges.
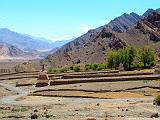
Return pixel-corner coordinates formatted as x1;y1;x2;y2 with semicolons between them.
106;12;141;32
143;8;155;17
146;12;160;28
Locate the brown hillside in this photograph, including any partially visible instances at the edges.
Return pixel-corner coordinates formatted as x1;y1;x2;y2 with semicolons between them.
43;12;160;68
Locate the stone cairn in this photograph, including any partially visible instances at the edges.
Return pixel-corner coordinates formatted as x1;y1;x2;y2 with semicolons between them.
118;63;124;71
35;64;49;87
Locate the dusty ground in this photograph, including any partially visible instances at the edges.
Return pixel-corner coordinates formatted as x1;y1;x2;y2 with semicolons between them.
0;97;159;120
0;70;160;120
0;87;15;97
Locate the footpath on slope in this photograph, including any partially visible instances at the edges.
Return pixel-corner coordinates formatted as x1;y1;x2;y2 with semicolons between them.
0;83;28;105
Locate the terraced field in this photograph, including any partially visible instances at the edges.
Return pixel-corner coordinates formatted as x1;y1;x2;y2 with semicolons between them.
0;70;160;119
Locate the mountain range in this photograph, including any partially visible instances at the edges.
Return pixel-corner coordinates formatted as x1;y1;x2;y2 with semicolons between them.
0;28;72;58
0;8;160;64
43;8;160;67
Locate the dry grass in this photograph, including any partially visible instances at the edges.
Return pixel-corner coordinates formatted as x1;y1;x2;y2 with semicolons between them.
31;91;145;99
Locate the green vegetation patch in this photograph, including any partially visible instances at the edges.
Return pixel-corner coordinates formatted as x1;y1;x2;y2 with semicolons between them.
106;45;156;70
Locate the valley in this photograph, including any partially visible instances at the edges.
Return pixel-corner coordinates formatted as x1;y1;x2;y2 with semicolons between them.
0;5;160;120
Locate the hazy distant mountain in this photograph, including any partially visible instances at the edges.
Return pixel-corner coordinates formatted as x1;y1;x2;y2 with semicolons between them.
0;28;55;52
52;39;74;47
0;43;28;57
37;39;74;57
0;28;72;56
25;35;73;52
24;35;54;44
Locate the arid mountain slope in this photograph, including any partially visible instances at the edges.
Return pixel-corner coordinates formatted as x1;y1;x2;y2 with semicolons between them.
106;12;141;32
120;12;160;48
45;29;126;67
44;11;160;67
0;44;27;57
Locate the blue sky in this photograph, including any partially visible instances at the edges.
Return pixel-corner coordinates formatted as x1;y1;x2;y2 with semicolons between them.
0;0;159;41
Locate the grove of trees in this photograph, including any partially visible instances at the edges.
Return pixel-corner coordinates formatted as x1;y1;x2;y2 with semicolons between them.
107;45;156;70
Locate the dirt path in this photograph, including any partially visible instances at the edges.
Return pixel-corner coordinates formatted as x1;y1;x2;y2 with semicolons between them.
0;82;28;105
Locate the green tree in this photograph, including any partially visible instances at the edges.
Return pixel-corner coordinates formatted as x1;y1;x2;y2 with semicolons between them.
127;46;136;68
113;50;121;68
106;45;155;70
120;46;136;70
107;51;116;69
138;45;156;67
120;48;129;69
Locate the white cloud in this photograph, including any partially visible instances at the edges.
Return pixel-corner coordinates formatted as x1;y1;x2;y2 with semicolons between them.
80;24;93;32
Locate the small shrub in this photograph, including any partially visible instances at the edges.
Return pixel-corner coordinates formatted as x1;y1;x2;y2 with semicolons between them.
48;67;53;73
70;66;74;70
85;64;90;71
59;68;68;73
52;68;58;73
91;64;98;70
89;64;92;69
97;64;107;71
153;95;160;106
48;68;59;73
73;65;80;72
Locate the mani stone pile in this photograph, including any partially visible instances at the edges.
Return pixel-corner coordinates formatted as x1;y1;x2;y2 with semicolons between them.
36;71;49;87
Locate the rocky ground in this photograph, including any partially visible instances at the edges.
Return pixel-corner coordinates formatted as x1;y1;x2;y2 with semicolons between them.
0;97;159;120
0;70;160;120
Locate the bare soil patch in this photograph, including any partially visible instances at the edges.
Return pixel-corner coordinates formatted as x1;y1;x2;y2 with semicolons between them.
0;86;15;97
31;90;145;99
